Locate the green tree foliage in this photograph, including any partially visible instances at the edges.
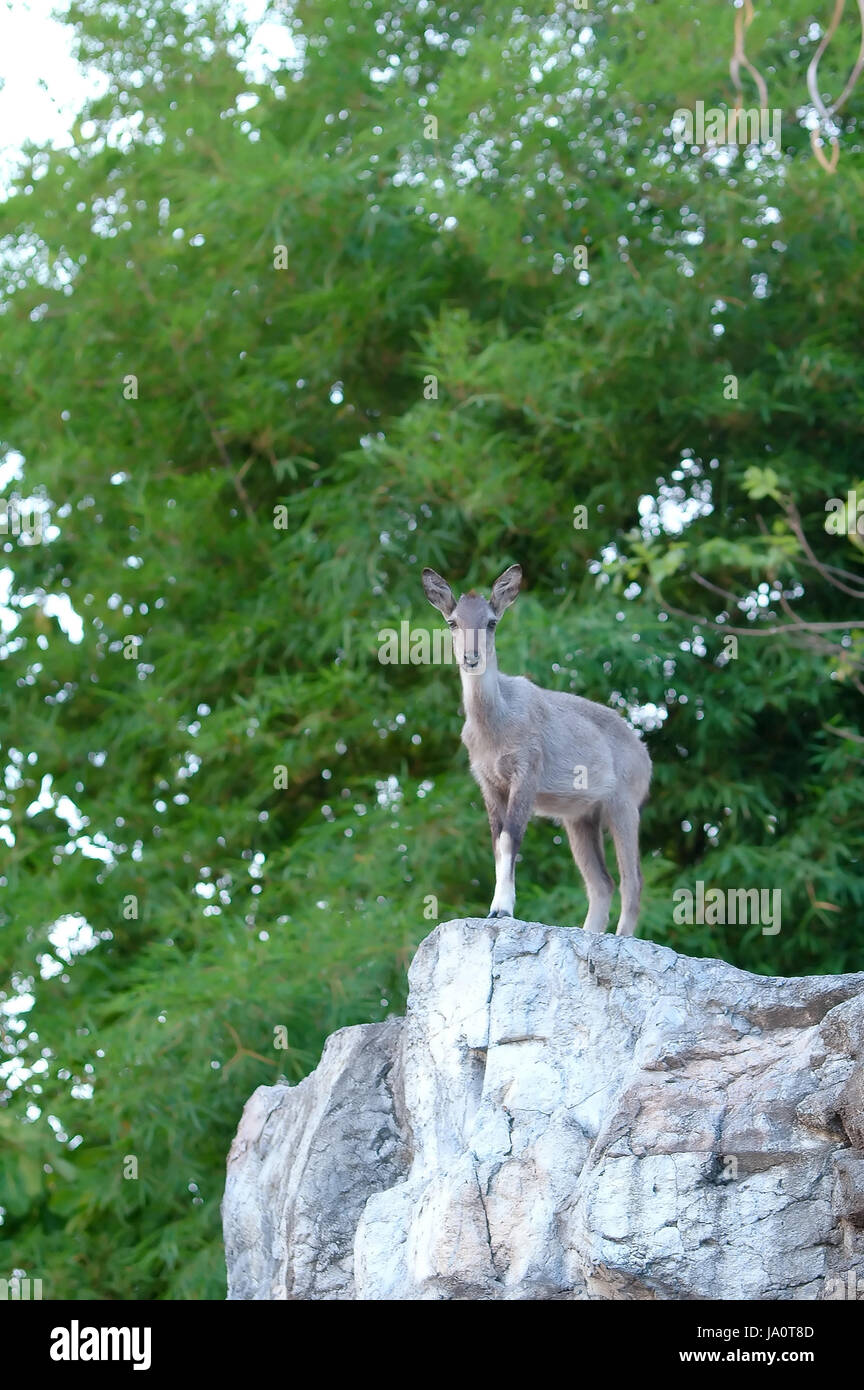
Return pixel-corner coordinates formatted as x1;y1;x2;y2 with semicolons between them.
0;0;861;1298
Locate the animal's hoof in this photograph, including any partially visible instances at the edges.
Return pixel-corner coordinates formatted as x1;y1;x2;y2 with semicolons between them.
487;909;511;919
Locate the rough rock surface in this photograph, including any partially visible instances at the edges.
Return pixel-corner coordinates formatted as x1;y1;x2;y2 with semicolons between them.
223;918;864;1300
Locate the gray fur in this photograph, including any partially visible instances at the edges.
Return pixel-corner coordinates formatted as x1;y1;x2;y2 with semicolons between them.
421;564;652;934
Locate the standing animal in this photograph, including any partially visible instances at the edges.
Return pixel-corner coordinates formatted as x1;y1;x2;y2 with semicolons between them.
421;563;652;935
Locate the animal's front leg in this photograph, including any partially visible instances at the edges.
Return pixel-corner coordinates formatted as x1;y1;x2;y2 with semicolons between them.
487;780;535;919
477;777;508;917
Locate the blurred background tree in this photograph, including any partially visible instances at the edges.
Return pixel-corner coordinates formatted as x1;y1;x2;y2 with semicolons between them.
0;0;861;1298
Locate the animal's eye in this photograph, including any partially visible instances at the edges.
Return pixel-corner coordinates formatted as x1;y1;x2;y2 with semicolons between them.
447;619;457;628
487;620;497;630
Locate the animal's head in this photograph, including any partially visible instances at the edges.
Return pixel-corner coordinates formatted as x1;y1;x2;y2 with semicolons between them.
421;564;522;673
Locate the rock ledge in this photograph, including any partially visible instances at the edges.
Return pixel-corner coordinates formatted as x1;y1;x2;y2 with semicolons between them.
223;919;864;1300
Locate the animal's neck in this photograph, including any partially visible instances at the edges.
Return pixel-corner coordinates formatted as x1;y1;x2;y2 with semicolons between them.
460;658;504;729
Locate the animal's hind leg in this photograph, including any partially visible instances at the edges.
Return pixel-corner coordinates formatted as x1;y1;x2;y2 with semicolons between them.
564;812;614;933
607;801;643;937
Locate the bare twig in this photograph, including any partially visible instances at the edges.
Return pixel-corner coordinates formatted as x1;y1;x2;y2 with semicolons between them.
823;723;864;745
688;573;861;636
807;0;864;170
783;500;864;598
730;0;769;110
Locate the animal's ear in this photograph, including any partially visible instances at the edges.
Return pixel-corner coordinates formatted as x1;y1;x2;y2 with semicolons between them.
422;567;456;617
490;564;522;615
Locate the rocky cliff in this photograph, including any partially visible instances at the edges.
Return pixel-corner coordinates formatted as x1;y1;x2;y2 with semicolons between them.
222;918;864;1300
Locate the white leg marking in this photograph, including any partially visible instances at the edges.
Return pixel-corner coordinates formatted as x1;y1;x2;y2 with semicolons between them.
489;831;515;916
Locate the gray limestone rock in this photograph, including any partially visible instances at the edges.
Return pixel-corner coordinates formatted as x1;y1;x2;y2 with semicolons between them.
223;919;864;1300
